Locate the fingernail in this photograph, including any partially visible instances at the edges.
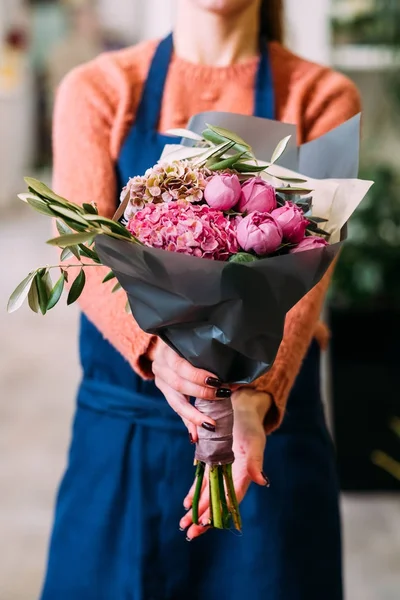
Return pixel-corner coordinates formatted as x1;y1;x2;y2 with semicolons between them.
215;388;232;399
261;472;271;487
189;433;195;444
186;536;192;542
201;521;211;528
205;376;222;388
179;527;185;532
202;422;216;432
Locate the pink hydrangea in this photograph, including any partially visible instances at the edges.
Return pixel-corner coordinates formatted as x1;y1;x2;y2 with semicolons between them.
127;201;239;261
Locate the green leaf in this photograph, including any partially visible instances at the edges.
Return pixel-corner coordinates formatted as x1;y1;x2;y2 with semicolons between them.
47;232;94;247
67;269;86;305
228;252;259;264
24;178;81;211
192;141;235;166
61;269;69;283
43;270;53;296
275;187;314;195
102;270;116;284
206;124;251;150
78;244;100;262
49;205;88;225
56;220;72;236
47;274;65;310
60;247;73;261
273;175;308;183
7;271;36;313
36;271;50;315
111;282;122;294
82;203;98;215
84;215;132;238
208;152;245;171
125;300;132;314
270;135;292;164
233;162;267;173
165;128;204;141
26;196;55;217
28;278;40;313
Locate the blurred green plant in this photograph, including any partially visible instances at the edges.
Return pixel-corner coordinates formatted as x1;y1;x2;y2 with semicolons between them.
330;164;400;309
371;417;400;481
332;0;400;46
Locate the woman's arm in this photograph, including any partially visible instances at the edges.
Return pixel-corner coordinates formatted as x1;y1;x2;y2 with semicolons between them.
252;72;362;432
52;62;156;377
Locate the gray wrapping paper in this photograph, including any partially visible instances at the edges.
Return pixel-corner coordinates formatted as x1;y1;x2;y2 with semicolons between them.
95;236;340;384
195;398;234;465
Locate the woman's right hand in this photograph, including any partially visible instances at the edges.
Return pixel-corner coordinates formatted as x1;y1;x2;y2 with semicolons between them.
152;339;232;442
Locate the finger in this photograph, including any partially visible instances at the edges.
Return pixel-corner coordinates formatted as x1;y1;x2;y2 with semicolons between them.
162;348;226;389
246;439;268;487
153;362;228;401
155;378;216;429
186;510;212;540
182;418;198;445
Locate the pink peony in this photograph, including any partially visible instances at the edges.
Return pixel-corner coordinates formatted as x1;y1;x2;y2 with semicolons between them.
238;177;277;214
236;211;282;256
271;202;308;244
290;236;328;253
127;201;239;261
204;173;242;211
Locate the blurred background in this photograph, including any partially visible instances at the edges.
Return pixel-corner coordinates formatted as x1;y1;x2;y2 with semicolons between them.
0;0;399;598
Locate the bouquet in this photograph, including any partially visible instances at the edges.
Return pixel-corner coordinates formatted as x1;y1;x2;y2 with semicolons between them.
8;117;372;532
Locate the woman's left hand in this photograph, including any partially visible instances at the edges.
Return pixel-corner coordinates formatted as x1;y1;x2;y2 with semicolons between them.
179;388;272;540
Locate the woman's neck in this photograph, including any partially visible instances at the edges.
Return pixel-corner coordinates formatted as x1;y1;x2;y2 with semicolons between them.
174;1;260;66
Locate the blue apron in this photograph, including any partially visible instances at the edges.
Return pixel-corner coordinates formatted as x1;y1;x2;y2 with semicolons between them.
40;35;342;600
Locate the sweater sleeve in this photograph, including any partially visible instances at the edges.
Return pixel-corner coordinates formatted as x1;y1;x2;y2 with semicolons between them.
252;72;362;433
52;62;156;378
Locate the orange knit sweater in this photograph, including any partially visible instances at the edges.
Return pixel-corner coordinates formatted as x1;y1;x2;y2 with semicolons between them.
52;39;361;432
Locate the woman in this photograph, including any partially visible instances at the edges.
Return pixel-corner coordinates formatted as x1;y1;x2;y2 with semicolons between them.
41;1;361;599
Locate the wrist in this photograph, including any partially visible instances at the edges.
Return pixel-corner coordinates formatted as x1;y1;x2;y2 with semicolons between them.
232;387;273;422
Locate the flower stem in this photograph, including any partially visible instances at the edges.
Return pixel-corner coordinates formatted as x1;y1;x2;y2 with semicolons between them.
209;466;223;529
223;463;242;532
218;466;231;528
192;461;205;525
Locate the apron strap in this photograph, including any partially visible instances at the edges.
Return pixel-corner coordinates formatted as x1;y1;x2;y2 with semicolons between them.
254;39;275;120
135;33;174;132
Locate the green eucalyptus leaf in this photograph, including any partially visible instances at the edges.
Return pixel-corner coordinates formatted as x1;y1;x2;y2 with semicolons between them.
43;270;53;297
192;141;234;166
7;271;36;313
61;269;69;283
125;300;132;314
82;203;98;215
60;247;73;261
24;178;79;208
275;187;314;195
165;128;204;141
25;196;55;217
83;215;132;238
208;152;245;171
102;270;116;284
47;274;65;310
56;220;72;236
49;205;88;225
78;244;100;262
273;175;308;183
67;269;86;305
111;282;122;294
36;271;49;315
206;124;251;149
233;162;267;173
270;135;292;164
47;232;94;247
228;252;258;264
27;278;40;313
308;216;328;224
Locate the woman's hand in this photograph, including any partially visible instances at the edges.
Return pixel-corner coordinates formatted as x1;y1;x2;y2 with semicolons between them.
179;388;272;540
152;340;233;442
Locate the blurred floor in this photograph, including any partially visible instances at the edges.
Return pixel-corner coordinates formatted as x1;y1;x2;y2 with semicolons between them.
0;206;399;600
